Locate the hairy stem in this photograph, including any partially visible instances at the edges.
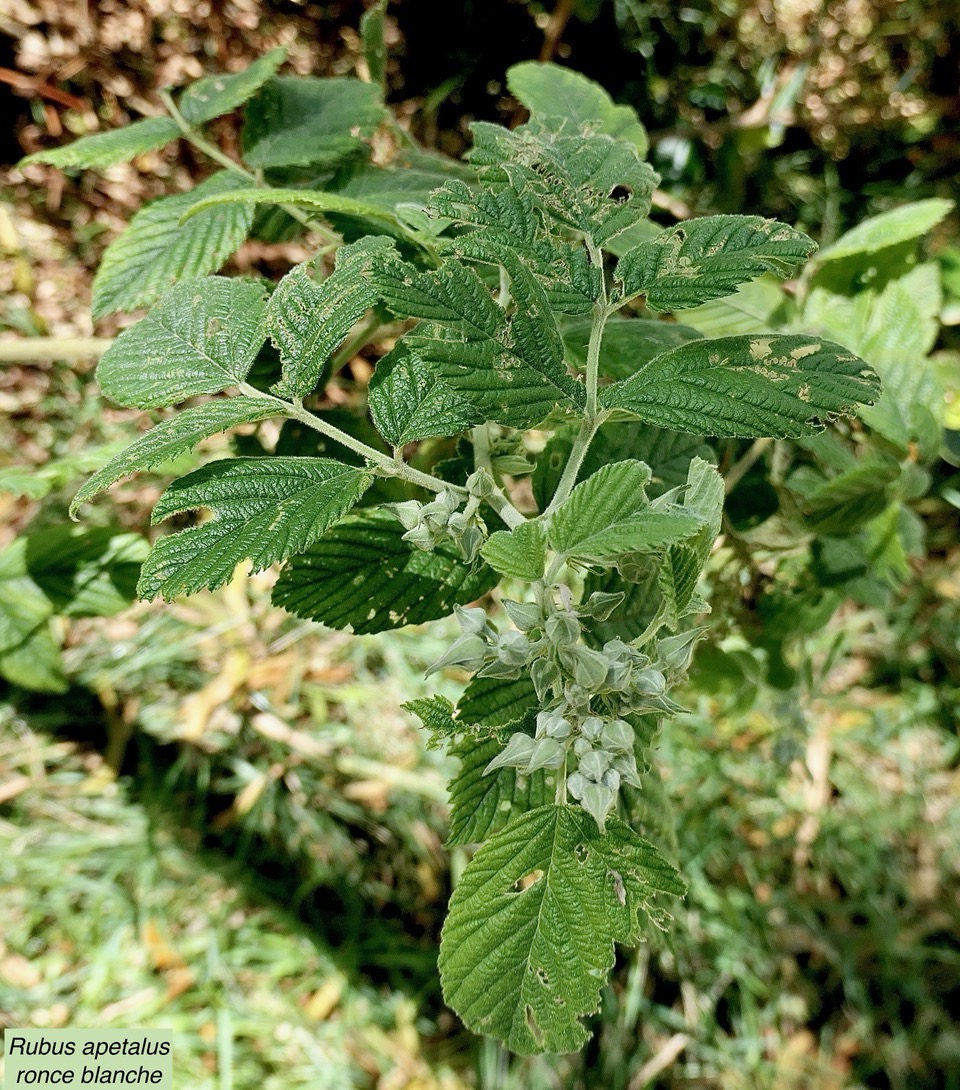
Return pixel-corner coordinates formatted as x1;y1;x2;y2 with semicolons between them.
238;382;462;496
159;90;341;247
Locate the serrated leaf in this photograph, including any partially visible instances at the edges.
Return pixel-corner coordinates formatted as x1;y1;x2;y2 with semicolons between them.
816;198;954;263
138;458;370;599
457;675;538;728
602;334;879;438
548;461;704;562
242;76;385;169
480;521;546;581
376;246;584;428
468;119;658;248
272;510;498;633
447;734;553;846
70;396;280;515
179;48;286;126
793;460;900;537
615;215;816;312
92;172;255;318
506;61;648;154
562;316;702;381
268;236;392;399
533;424;713;510
96;277;267;409
179;186;402;232
19;117;180;170
657;458;723;626
403;695;459;745
368;343;480;447
439;805;683;1054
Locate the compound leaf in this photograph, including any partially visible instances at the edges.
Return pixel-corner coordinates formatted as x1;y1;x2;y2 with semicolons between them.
615;215;816;312
268;236;392;399
20;116;180;170
602;334;880;438
368;344;481;447
139;458;370;599
242;76;385;169
272;510;498;634
179;48;286;125
92;172;254;318
439;805;684;1054
70;396;280;515
548;461;704;562
96;277;267;409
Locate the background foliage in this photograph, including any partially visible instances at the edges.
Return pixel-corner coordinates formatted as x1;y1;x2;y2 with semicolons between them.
1;1;959;1087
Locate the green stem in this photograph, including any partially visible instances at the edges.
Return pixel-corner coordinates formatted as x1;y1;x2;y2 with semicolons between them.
555;751;567;805
544;411;605;516
238;382;462;496
159;90;341;247
584;300;607;420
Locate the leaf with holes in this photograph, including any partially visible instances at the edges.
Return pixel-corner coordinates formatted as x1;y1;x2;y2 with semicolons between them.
138;458;371;599
439;804;684;1054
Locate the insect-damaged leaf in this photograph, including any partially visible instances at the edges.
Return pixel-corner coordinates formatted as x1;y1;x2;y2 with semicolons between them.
439;804;684;1054
602;335;880;438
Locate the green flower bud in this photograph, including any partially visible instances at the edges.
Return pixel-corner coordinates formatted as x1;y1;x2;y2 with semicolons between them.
465;468;496;498
545;612;580;647
580;591;625;620
605;660;632;691
526;737;565;772
611;753;642;788
580;716;604;742
498;630;533;667
600;719;634;753
633;668;666;695
455;605;490;637
402;524;438;551
447;511;469;536
477;658;523;680
579;749;611;782
502;599;542;632
386;500;424;532
566;772;587;800
601;768;621;792
573;737;593;759
536;711;571;740
581;782;616;831
458;524;485;563
560;645;610;691
483;732;537;774
656;628;704;673
531;658;561;701
426;634;487;676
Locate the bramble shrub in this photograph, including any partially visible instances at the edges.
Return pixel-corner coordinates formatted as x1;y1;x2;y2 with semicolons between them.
20;44;895;1054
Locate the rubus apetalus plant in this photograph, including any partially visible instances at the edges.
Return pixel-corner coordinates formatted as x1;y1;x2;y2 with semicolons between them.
26;54;880;1053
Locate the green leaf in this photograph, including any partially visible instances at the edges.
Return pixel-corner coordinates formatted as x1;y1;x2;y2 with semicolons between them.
272;510;498;634
96;277;267;409
602;334;879;438
447;735;553;847
562;316;702;381
506;61;648;154
615;215;816;312
0;623;66;694
439;805;684;1054
376;247;584;428
179;48;286;126
402;695;459;745
816;198;954;263
0;538;54;656
268;237;392;399
0;443;128;501
91;172;255;318
242;76;385;169
139;458;371;599
468;119;658;247
533;424;713;510
680;277;792;338
657;458;723;626
792;460;900;537
25;526;148;618
548;461;704;562
457;675;538;728
179;186;402;232
19;117;180;170
368;344;480;447
70;396;280;515
480;521;546;581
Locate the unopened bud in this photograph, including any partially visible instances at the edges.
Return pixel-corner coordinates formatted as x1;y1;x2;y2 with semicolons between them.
526;737;566;771
531;658;561;701
581;782;616;831
503;599;542;632
601;719;634;753
545;612;580;646
578;749;611;782
484;732;536;774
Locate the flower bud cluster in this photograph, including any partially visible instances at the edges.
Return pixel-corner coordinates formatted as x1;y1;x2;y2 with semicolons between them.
388;470;492;563
429;586;700;832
